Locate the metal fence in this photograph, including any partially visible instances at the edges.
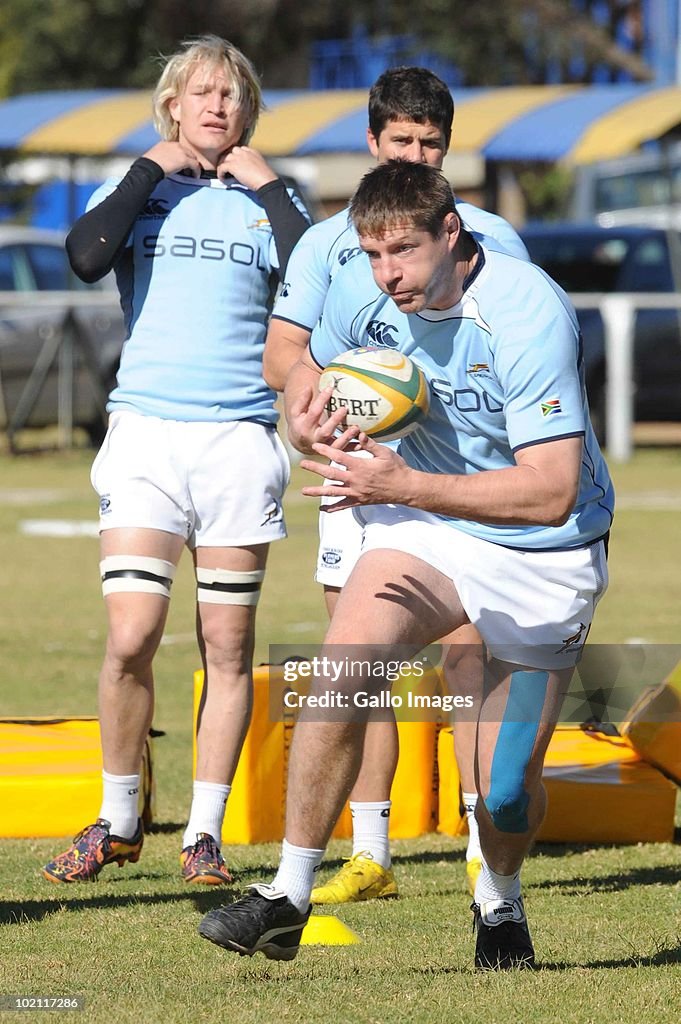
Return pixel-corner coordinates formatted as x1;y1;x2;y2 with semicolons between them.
571;292;681;462
0;291;122;452
1;290;680;462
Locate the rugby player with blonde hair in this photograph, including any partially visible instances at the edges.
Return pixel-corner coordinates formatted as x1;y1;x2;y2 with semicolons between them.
42;35;309;885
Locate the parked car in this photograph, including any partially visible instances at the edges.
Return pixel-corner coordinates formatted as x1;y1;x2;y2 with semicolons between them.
568;144;681;230
519;222;681;442
0;225;124;444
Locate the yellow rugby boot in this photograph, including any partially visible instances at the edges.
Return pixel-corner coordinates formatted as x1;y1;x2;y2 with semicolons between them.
466;856;482;897
310;852;398;905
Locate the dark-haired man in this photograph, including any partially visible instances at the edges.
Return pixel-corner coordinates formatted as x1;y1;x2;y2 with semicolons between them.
200;160;613;970
264;66;528;905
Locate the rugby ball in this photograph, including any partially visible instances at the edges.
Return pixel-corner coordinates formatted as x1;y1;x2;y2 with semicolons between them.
318;347;429;441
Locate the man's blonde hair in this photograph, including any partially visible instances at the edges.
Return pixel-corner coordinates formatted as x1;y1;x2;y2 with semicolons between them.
152;35;263;144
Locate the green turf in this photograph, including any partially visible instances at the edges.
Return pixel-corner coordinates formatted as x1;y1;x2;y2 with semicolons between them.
0;444;680;1022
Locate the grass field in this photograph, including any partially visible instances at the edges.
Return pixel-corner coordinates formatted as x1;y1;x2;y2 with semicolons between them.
1;443;680;1022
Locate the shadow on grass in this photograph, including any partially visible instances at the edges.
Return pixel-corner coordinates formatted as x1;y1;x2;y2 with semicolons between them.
318;848;467;874
0;859;280;926
0;882;267;926
408;942;681;974
528;863;681;892
534;944;681;970
145;821;184;835
531;835;681;859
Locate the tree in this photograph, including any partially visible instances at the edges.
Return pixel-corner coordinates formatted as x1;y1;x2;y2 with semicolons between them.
328;0;651;85
0;0;157;94
0;0;344;95
0;0;653;96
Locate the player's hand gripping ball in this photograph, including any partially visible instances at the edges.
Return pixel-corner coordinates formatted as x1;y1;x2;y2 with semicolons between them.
318;347;429;442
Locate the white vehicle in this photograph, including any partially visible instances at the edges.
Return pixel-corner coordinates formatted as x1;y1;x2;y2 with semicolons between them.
569;144;681;229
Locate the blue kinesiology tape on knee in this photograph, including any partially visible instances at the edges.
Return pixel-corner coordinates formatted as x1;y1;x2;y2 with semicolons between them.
485;670;549;833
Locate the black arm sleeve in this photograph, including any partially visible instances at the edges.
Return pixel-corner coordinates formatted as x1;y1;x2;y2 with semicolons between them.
256;178;311;278
65;158;165;283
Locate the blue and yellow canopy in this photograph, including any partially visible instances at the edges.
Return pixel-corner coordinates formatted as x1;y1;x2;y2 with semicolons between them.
1;85;680;163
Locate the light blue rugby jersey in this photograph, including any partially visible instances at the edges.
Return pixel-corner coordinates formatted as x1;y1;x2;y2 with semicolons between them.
272;200;529;334
87;172;307;422
308;241;615;551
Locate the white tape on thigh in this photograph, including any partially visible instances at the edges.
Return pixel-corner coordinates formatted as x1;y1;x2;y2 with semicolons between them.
196;567;265;606
100;556;176;598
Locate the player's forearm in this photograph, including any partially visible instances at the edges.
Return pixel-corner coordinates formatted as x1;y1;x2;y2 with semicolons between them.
66;158;164;282
257;179;310;277
400;464;576;527
284;359;325;453
264;320;311;391
284;361;316;413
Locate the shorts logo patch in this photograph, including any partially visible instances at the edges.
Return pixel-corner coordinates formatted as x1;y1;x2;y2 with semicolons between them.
541;398;562;417
261;501;282;526
99;494;112;515
555;621;586;654
322;550;342;566
280;281;291;297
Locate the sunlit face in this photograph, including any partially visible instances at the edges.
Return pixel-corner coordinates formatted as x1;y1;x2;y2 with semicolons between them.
359;216;460;313
168;64;247;165
368;119;447;168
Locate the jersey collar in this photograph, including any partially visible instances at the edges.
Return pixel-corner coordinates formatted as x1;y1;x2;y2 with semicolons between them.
417;237;486;321
168;170;235;189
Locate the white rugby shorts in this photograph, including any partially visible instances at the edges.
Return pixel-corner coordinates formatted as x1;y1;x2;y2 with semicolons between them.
316;506;364;586
91;412;289;547
355;504;609;670
315;450;371;587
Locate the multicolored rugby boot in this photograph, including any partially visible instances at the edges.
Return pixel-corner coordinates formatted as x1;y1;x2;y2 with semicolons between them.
310;852;398;905
472;897;536;970
180;833;233;885
41;818;143;883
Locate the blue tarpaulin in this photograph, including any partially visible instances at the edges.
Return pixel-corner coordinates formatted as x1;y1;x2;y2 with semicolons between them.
1;85;681;163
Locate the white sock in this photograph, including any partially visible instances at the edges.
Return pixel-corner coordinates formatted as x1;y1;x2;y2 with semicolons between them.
462;792;482;862
474;860;522;907
349;800;392;869
100;771;140;839
271;839;324;912
182;781;231;850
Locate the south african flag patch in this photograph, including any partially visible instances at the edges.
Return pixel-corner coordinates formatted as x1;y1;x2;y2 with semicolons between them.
541;398;561;417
